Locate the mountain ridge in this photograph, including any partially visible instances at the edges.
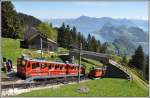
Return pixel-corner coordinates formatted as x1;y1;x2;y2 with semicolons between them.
48;16;148;54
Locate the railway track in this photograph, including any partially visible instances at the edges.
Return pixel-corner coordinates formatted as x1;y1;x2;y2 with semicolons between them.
2;75;89;90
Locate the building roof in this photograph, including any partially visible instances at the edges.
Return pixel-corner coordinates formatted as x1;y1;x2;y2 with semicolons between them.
47;38;57;44
24;27;57;45
24;27;40;40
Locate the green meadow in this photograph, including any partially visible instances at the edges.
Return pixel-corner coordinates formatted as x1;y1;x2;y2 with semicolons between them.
18;78;148;97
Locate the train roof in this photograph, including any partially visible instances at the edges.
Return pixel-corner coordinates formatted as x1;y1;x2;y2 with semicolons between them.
22;58;82;66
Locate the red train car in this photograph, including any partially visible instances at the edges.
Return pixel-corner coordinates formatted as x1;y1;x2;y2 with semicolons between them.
17;57;85;79
88;66;107;78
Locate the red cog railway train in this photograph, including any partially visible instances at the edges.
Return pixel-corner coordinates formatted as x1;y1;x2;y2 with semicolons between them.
17;57;107;79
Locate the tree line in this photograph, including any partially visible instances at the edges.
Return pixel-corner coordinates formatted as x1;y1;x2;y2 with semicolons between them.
56;23;107;53
2;1;107;53
122;45;149;81
129;45;149;81
2;1;42;39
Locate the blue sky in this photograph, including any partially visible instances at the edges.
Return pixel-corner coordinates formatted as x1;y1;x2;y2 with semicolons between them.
12;1;148;20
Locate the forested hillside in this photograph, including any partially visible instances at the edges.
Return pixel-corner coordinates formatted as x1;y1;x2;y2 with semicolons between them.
2;1;23;39
56;23;107;53
2;1;57;41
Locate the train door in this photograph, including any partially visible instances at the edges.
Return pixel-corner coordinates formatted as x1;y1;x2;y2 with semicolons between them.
17;58;27;77
40;63;48;76
25;61;32;77
31;62;41;76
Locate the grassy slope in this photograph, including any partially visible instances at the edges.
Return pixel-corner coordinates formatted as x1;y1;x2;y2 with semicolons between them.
1;38;63;65
2;38;23;65
110;55;148;90
18;78;148;97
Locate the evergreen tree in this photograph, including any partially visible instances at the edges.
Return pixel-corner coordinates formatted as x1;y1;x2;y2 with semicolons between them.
2;1;23;38
56;24;105;53
122;55;127;66
87;34;92;51
18;12;41;29
49;23;53;27
81;36;88;50
91;36;97;52
145;56;149;80
72;27;78;48
77;32;82;48
96;40;101;53
66;25;73;49
72;26;77;34
57;23;65;47
129;45;145;70
101;42;108;53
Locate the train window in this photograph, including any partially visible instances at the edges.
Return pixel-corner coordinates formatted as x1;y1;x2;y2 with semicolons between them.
57;65;59;69
41;63;47;69
48;65;52;70
65;66;66;69
32;63;36;69
52;65;54;68
32;63;40;69
55;65;57;69
36;63;40;67
60;66;63;70
72;66;74;70
75;67;77;70
21;60;26;67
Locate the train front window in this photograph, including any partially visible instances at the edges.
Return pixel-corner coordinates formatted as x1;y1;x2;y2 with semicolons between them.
20;60;26;67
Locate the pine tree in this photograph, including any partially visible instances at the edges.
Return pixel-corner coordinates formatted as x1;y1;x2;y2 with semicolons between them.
129;45;145;70
49;23;53;27
57;23;65;47
101;42;108;53
122;55;127;66
145;56;149;80
87;34;92;51
91;36;97;52
71;26;78;48
2;1;23;38
96;40;101;53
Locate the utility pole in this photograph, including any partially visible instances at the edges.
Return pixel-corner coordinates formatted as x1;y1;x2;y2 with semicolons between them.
78;43;82;83
40;38;43;59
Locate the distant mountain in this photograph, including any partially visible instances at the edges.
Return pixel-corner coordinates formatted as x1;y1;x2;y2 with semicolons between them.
96;24;148;55
106;36;137;56
49;16;148;34
49;16;148;55
96;24;148;42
